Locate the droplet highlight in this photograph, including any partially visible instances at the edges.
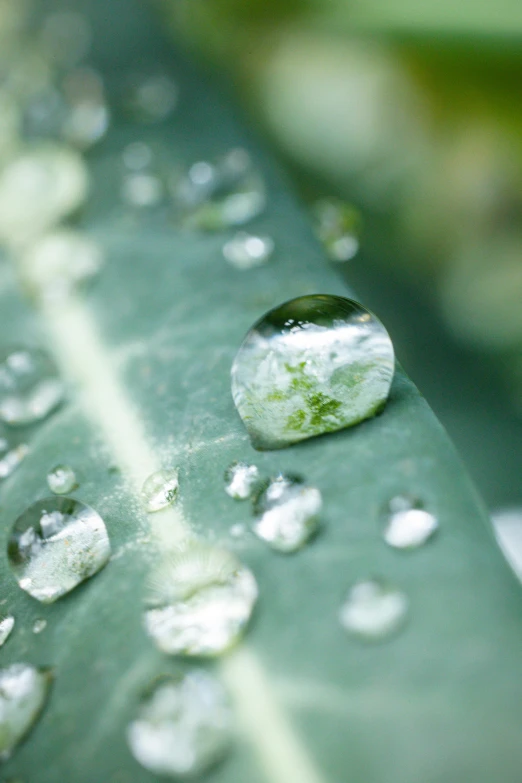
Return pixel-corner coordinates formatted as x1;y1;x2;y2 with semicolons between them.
0;663;52;759
383;495;438;549
222;231;274;270
141;469;179;513
224;461;260;500
252;474;321;552
0;347;64;426
47;464;77;495
0;616;14;648
231;294;395;449
7;497;111;603
339;578;409;641
127;670;231;778
144;545;257;656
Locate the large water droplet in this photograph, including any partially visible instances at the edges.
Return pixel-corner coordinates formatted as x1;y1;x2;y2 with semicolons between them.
231;295;395;449
20;230;103;303
127;670;231;778
7;497;111;603
144;545;257;656
312;198;360;262
224;461;260;500
141;469;179;512
0;663;52;759
0;616;14;647
252;474;321;552
173;148;265;231
339;578;409;641
0;347;64;426
222;231;274;270
0;427;28;480
47;464;77;495
383;495;438;549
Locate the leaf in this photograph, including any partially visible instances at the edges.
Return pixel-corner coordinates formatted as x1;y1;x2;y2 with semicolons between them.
1;1;522;782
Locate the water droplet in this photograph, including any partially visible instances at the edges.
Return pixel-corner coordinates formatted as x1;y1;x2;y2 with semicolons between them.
0;347;64;426
339;578;409;641
125;72;178;123
229;523;246;538
141;469;179;513
144;545;257;656
0;146;88;243
7;497;111;603
0;616;14;647
121;173;163;208
20;230;103;302
47;464;77;495
383;495;438;549
312;198;360;262
231;294;395;449
0;663;52;759
252;474;321;552
32;619;46;634
222;231;274;270
173;148;265;231
224;461;260;500
127;670;231;777
491;507;522;583
0;428;29;480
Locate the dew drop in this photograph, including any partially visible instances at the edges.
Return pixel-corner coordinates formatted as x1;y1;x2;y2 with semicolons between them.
312;198;360;262
0;616;14;647
252;474;321;552
222;231;274;270
127;670;232;778
125;72;178;123
0;427;29;480
229;523;246;538
121;173;163;208
7;497;111;603
47;464;77;495
141;469;179;513
0;347;64;426
173;148;266;231
224;461;260;500
383;495;438;549
20;230;103;302
143;545;257;656
231;294;395;449
339;578;409;641
0;663;52;759
32;619;46;634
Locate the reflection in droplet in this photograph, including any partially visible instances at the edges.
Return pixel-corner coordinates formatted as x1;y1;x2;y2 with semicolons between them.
224;462;260;500
7;497;111;603
0;663;52;759
141;470;179;513
144;545;257;656
231;294;395;449
252;474;321;552
312;198;360;262
0;616;14;647
383;495;438;549
20;230;103;302
173;148;266;231
32;619;46;634
0;428;29;480
0;347;64;426
125;72;178;123
47;464;77;495
127;670;232;777
339;578;408;641
222;231;274;270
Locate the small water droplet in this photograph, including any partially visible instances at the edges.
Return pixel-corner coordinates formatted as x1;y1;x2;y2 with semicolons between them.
32;619;46;634
313;198;360;262
20;230;103;302
222;231;274;270
0;663;52;759
383;495;438;549
229;523;246;538
47;464;77;495
0;428;29;480
231;295;395;449
141;469;179;513
7;497;111;603
0;347;64;426
339;578;409;641
0;616;14;647
127;670;231;777
173;148;265;231
252;474;321;552
224;462;260;500
125;71;178;123
144;545;257;656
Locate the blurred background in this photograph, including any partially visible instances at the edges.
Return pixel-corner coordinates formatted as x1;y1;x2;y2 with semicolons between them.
162;0;522;514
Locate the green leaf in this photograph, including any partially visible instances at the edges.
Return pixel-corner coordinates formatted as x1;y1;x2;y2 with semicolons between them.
1;1;522;782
